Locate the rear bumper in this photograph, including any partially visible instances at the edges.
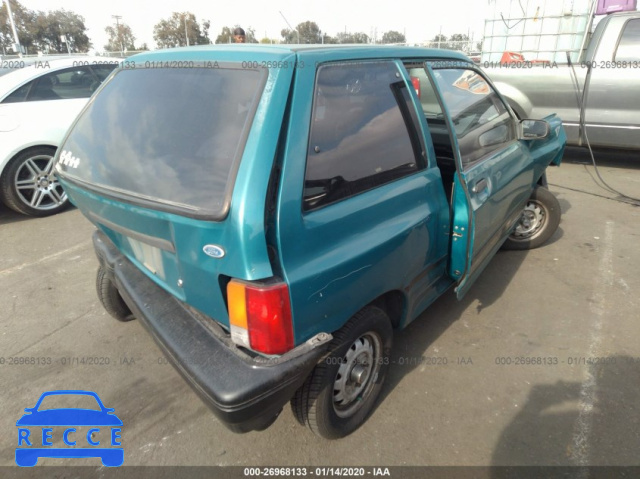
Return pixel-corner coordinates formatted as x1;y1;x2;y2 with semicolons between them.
93;230;331;433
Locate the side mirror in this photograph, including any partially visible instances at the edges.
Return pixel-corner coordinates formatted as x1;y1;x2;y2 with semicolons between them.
519;119;550;140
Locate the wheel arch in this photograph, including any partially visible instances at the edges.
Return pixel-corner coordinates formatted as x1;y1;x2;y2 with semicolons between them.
370;290;406;330
537;172;548;188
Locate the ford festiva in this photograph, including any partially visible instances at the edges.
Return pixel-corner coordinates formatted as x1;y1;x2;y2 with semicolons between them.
55;45;566;439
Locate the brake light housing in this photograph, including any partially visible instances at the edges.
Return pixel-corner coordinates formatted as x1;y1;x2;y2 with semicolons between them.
227;280;294;355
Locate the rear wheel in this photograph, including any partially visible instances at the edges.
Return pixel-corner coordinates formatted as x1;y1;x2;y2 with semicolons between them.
0;146;69;216
502;186;561;250
291;306;392;439
96;267;135;321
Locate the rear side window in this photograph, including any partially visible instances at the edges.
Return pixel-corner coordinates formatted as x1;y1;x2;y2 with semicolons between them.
304;61;423;211
2;82;31;103
616;19;640;61
57;66;266;219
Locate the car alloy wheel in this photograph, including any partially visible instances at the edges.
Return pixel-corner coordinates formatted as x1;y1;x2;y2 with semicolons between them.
15;153;66;211
1;147;69;216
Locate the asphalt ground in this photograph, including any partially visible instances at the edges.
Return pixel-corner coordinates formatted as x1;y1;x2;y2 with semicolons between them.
1;147;639;472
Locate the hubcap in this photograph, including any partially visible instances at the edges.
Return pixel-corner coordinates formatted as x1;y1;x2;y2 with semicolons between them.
511;200;546;241
332;333;382;418
14;154;67;211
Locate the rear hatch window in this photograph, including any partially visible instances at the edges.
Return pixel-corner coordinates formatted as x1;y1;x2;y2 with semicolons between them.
56;65;267;219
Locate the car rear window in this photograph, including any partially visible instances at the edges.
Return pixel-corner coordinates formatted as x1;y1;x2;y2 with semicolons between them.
56;65;266;219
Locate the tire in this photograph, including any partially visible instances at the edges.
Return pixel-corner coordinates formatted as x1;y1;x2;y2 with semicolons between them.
96;267;135;322
291;305;392;439
0;146;69;217
502;186;561;250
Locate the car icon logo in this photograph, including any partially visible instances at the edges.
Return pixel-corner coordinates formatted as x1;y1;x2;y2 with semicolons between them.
15;390;123;467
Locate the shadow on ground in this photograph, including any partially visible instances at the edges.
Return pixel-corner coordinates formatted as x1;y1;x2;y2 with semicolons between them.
378;244;532;406
491;356;640;470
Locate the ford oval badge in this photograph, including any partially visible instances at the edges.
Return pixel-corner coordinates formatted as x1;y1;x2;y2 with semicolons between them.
203;244;225;259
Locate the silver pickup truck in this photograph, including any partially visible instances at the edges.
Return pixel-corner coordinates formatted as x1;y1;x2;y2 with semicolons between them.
484;11;640;150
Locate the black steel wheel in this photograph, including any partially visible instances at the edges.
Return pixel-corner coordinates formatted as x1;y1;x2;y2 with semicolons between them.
291;305;392;439
502;186;561;250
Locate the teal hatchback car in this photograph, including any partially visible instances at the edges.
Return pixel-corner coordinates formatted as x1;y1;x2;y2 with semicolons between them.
55;45;566;439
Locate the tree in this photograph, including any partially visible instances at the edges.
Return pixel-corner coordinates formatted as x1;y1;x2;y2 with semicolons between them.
0;0;38;53
449;33;470;51
281;21;322;44
33;9;91;53
104;22;136;52
381;30;405;44
215;25;258;44
153;12;210;48
322;33;338;44
1;3;90;54
428;34;449;49
335;31;370;44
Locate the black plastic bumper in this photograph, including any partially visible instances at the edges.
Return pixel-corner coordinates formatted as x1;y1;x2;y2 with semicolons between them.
93;230;331;433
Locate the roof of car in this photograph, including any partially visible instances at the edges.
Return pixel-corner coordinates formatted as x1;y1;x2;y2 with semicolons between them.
127;44;471;64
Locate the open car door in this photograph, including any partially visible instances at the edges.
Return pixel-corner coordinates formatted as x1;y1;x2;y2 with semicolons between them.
425;62;538;299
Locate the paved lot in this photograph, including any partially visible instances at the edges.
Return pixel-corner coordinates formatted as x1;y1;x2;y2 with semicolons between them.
1;148;639;468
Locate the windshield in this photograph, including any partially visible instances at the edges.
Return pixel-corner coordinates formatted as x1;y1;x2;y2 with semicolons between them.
56;65;266;219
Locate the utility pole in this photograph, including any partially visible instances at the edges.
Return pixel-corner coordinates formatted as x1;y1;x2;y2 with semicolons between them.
4;0;23;57
183;14;190;46
112;15;123;54
60;34;71;54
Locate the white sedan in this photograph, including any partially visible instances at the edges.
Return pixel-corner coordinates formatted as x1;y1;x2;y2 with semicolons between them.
0;57;119;216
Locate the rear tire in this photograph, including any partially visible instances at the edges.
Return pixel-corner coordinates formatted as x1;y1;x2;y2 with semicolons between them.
0;146;69;217
96;267;135;321
502;186;561;250
291;306;392;439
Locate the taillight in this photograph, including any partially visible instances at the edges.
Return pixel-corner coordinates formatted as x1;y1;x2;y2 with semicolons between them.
411;76;420;98
227;280;294;355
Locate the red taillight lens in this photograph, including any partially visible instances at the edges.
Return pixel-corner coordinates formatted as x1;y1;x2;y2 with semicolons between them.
228;280;294;355
411;76;420;98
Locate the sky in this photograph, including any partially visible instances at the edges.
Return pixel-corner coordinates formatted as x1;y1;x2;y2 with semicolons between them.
18;0;490;52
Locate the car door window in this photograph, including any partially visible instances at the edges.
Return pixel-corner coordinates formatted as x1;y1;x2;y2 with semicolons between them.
304;61;424;211
26;66;96;102
430;68;516;168
616;19;640;62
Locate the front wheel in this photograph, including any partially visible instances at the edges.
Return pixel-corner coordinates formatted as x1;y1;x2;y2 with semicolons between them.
502;186;561;250
291;306;392;439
